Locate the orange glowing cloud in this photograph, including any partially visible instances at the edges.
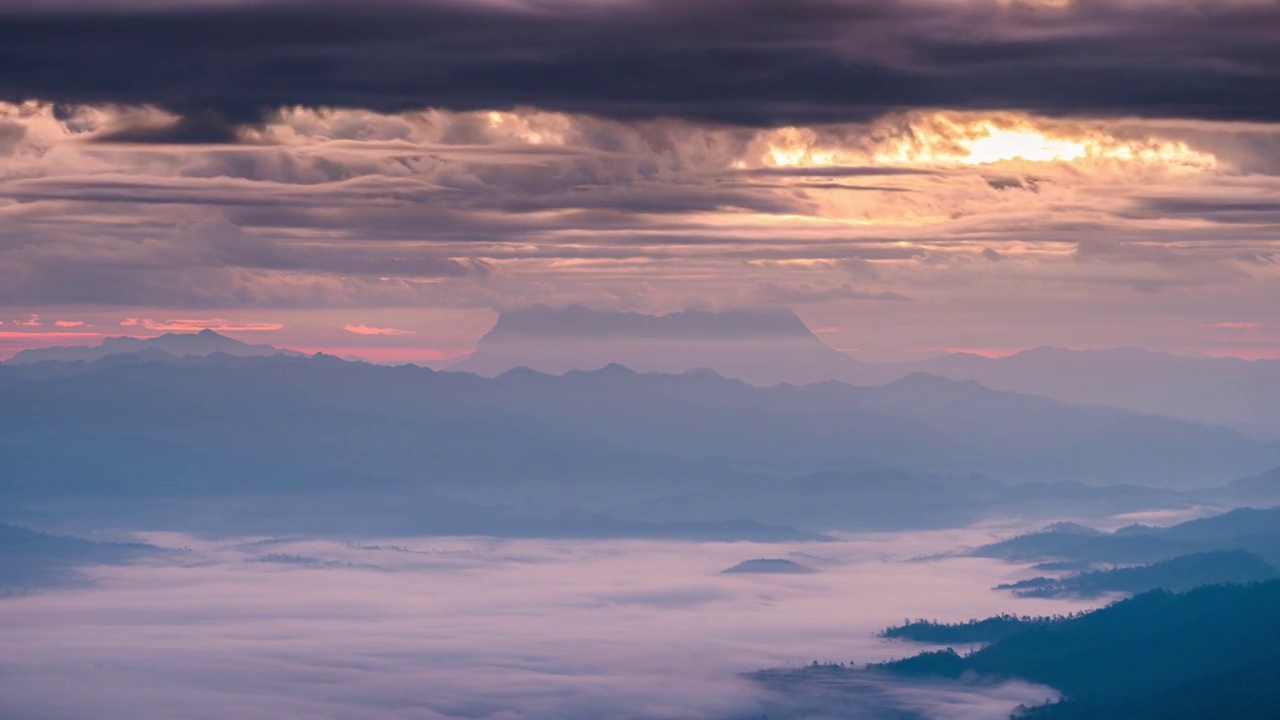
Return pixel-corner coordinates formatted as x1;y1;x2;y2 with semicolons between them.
881;114;1218;170
0;330;109;360
120;318;282;332
343;324;416;336
747;112;1219;175
1200;322;1264;330
0;331;103;340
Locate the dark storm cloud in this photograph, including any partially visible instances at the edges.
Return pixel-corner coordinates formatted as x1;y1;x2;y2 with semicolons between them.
93;110;244;144
1132;196;1280;225
4;172;805;216
0;0;1277;132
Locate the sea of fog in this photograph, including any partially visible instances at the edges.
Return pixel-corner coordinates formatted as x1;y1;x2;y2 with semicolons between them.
0;525;1109;720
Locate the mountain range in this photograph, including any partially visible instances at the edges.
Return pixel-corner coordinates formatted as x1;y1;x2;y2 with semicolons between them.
5;352;1276;494
454;306;1280;437
10;308;1280;438
994;549;1279;598
6;316;1280;539
972;506;1280;568
3;348;1279;539
7;329;303;364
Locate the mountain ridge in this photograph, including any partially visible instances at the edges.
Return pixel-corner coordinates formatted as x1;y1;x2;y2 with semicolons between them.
453;306;1280;436
3;351;1276;498
7;329;303;365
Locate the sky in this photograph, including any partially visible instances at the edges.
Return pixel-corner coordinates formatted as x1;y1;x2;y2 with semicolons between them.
2;0;1279;362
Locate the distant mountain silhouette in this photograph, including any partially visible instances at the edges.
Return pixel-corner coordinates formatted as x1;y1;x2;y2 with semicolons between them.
996;549;1279;598
722;558;817;574
2;353;1278;538
13;309;1280;437
450;306;1280;437
911;346;1280;438
1209;465;1280;505
451;305;877;384
484;305;816;340
6;329;302;365
974;507;1280;568
0;523;162;591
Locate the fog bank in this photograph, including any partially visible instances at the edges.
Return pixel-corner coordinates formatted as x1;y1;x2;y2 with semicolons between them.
0;527;1096;720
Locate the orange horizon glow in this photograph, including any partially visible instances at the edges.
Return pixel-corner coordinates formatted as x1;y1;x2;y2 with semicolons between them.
0;331;115;361
120;318;284;332
342;324;417;336
2;329;1278;364
0;331;111;342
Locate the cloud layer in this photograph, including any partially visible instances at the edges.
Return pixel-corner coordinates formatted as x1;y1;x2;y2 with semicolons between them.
2;0;1278;126
1;1;1279;359
0;528;1091;720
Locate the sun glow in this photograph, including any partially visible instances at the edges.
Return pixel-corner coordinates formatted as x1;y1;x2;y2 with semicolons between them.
484;110;571;145
747;113;1218;173
958;126;1089;164
872;115;1217;170
756;127;848;167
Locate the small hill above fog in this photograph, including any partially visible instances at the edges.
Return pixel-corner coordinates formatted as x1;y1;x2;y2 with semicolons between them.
722;558;817;574
6;329;302;365
451;305;882;385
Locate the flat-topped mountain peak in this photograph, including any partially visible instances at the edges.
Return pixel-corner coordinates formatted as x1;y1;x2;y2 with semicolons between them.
452;305;867;384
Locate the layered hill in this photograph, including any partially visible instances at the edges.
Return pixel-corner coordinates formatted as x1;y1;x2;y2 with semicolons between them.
875;581;1280;720
2;353;1276;524
913;347;1280;439
973;507;1280;568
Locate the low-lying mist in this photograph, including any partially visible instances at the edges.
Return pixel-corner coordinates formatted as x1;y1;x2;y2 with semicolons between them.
0;527;1101;720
